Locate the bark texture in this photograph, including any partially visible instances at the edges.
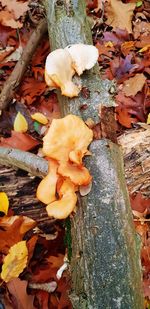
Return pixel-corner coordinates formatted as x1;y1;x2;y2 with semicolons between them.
44;0;144;308
118;126;150;197
0;164;56;230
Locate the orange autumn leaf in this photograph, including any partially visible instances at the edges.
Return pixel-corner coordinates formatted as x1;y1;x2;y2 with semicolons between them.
58;161;92;186
0;217;23;254
121;41;135;56
18;77;46;105
116;107;136;128
0;131;39;151
43;114;93;164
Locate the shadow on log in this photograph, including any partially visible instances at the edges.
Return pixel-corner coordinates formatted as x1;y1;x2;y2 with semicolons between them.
44;0;144;308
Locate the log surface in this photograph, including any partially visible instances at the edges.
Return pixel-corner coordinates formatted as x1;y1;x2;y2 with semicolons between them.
45;0;144;308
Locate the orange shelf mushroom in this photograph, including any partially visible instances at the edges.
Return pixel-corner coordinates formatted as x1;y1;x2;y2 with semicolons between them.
58;161;92;186
36;159;58;204
43;114;93;163
46;179;77;219
36;114;93;219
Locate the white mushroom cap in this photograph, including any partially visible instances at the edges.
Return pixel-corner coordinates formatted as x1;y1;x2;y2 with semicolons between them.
65;43;99;76
45;49;80;97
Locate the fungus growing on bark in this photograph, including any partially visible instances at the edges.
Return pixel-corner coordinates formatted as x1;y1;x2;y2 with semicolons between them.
45;49;80;97
65;43;99;75
36;159;58;204
58;161;92;186
46;179;77;219
43;114;93;164
36;114;93;219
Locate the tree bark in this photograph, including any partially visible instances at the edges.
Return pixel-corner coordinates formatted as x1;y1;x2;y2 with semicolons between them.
44;1;144;308
118;125;150;197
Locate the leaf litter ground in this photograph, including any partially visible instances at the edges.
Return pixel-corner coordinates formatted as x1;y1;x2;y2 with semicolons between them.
0;0;150;308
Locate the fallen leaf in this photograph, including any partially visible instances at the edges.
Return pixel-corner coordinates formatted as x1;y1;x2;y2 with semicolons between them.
0;192;9;215
0;10;22;29
130;192;150;213
1;241;28;282
105;0;136;33
1;0;29;20
18;78;46;105
31;113;48;125
14;112;28;133
0;130;39;151
116;107;136;128
122;73;146;96
7;278;35;309
121;41;135;56
0;46;14;62
0;217;24;254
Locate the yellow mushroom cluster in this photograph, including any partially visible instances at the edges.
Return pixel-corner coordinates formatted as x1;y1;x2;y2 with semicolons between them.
45;44;99;98
36;114;93;219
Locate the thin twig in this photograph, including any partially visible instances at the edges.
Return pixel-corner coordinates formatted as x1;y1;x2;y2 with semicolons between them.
0;18;47;110
0;147;48;177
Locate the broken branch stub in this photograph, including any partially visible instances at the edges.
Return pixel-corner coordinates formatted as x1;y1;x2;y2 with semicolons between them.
44;0;144;308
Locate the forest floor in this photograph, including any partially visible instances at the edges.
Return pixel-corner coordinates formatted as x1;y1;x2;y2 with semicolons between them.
0;0;150;308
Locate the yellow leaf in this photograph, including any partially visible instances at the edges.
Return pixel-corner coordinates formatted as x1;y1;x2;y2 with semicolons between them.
104;41;113;47
1;241;28;282
31;112;48;125
147;114;150;125
139;44;150;53
14;112;28;133
0;192;9;215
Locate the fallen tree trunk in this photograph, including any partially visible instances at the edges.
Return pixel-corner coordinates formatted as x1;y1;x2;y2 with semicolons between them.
44;0;144;308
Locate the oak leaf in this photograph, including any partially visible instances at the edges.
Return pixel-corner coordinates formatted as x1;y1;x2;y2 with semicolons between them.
105;0;136;33
1;241;28;282
122;73;146;96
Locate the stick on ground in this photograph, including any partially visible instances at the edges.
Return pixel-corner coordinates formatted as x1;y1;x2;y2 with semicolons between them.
0;18;47;110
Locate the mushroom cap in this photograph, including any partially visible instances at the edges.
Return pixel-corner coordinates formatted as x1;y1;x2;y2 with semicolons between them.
46;179;77;219
58;161;92;186
65;43;99;75
36;159;58;204
43;114;93;163
45;49;79;97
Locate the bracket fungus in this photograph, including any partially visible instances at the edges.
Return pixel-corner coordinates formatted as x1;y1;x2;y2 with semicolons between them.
65;43;99;76
45;44;98;98
46;179;77;220
45;49;80;98
36;114;93;219
43;114;93;163
36;159;58;204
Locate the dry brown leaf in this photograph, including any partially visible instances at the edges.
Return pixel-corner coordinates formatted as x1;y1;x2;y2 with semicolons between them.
0;10;22;28
1;0;29;20
122;73;146;97
105;0;136;33
7;278;35;309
